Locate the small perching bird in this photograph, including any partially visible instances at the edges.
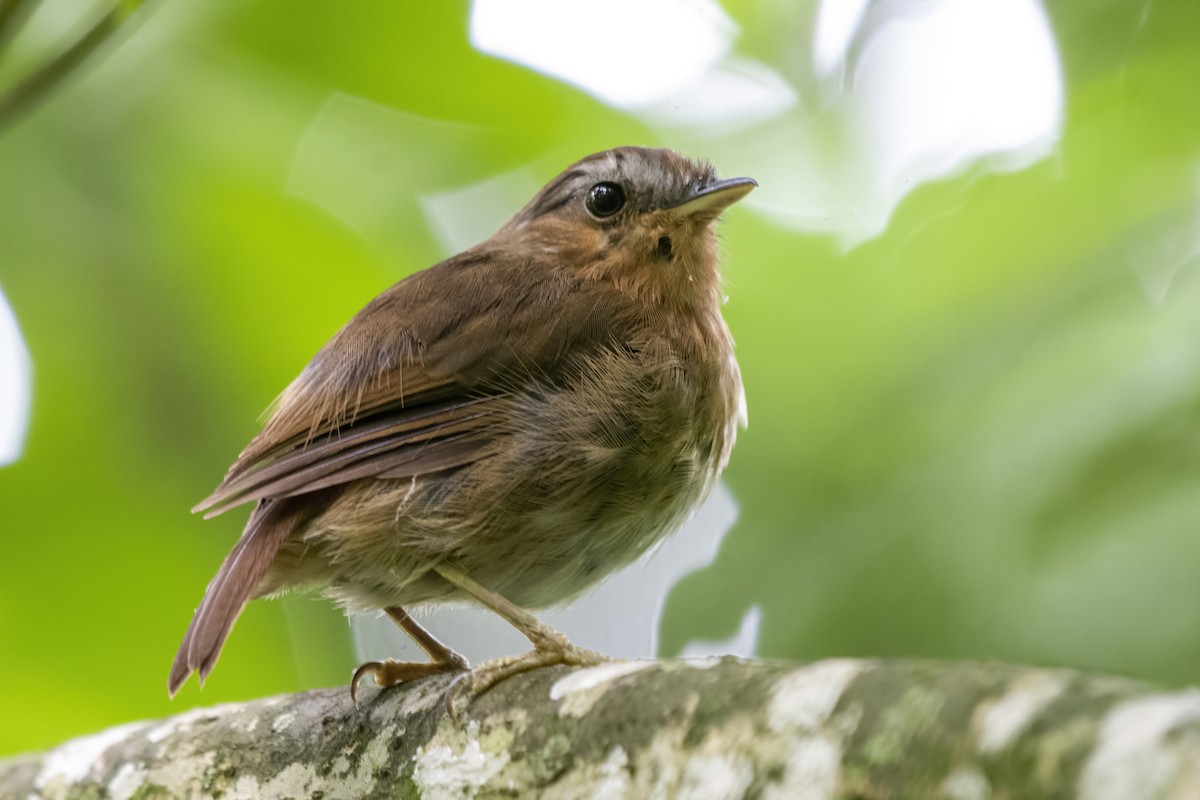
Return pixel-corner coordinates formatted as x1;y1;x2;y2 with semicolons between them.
168;147;755;701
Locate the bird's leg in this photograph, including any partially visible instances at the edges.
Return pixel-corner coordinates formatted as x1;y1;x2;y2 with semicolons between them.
432;562;612;698
350;606;469;704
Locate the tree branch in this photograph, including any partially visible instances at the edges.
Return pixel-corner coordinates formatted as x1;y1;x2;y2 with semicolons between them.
0;0;39;51
0;1;146;133
3;658;1199;798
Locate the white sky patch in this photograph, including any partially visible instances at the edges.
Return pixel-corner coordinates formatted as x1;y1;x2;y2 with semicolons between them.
854;0;1063;215
469;0;795;128
726;0;1064;248
641;57;798;131
812;0;869;76
471;0;735;108
0;286;32;466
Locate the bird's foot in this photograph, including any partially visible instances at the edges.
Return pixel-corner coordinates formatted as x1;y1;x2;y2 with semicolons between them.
351;653;469;706
446;631;612;712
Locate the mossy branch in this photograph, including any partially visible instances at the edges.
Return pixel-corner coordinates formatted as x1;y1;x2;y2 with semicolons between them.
3;658;1199;799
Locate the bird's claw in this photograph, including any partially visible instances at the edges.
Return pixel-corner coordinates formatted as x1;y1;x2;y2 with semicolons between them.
350;656;469;707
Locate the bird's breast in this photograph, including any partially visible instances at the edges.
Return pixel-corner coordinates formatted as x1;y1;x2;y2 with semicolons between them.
435;317;741;608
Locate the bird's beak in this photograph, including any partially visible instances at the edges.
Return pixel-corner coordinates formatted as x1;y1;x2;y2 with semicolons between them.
669;177;757;219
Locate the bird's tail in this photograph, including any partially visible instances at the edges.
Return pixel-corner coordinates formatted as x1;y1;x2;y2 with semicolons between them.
167;499;303;697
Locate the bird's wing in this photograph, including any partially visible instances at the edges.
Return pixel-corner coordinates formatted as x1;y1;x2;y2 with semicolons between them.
194;250;627;518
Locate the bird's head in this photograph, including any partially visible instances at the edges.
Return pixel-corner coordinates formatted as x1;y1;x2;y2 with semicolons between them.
502;147;756;309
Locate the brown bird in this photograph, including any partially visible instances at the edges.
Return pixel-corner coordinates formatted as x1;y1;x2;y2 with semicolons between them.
168;146;754;701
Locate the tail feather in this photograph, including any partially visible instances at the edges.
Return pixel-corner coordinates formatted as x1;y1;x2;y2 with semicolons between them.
168;499;302;697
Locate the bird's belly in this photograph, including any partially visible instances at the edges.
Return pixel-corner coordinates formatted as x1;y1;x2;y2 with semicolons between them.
308;347;737;612
459;437;714;609
306;429;717;613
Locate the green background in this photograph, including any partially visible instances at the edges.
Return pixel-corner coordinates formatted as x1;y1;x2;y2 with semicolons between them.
3;0;1200;756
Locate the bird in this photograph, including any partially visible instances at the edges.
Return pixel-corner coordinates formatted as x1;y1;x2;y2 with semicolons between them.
167;146;755;702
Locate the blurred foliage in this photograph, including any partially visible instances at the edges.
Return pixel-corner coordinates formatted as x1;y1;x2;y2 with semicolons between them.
2;0;1200;757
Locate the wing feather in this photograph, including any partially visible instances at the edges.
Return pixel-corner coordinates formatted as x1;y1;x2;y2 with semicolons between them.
195;396;501;516
194;250;629;517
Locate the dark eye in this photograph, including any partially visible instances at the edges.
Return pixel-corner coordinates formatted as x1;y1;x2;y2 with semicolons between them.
585;182;626;218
